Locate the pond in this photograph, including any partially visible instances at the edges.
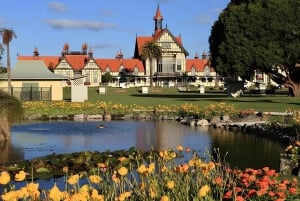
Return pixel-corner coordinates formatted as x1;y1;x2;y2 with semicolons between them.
1;120;284;171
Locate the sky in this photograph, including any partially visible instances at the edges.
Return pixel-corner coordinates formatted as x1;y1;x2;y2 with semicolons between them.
0;0;230;67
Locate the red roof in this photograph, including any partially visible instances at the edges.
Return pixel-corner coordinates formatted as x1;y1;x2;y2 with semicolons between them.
186;58;214;72
63;55;89;71
18;55;60;69
95;58;144;73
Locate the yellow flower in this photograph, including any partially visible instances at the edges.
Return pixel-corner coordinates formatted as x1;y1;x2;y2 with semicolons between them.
71;193;87;201
118;156;127;162
14;170;27;182
16;187;29;198
148;163;155;173
91;189;104;201
118;166;128;176
1;191;17;201
0;171;11;185
89;175;102;184
49;183;64;201
161;195;169;201
62;166;68;173
198;185;210;197
166;180;175;189
137;164;147;174
26;182;39;192
176;145;184;151
26;183;40;200
67;174;79;185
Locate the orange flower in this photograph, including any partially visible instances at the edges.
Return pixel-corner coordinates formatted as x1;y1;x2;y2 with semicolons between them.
118;157;127;162
176;145;183;151
214;177;223;186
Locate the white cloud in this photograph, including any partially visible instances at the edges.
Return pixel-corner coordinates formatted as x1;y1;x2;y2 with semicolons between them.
48;2;68;12
45;19;117;31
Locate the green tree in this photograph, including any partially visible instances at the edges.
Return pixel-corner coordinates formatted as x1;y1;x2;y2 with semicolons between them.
0;90;23;140
209;0;300;96
141;41;162;87
0;29;17;95
101;72;113;84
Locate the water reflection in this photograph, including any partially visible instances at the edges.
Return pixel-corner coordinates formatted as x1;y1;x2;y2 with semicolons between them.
1;120;284;171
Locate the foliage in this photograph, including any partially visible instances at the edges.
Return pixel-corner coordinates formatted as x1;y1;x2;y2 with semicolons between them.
22;101;238;119
209;0;300;95
0;90;23;124
0;67;7;74
0;147;299;200
141;41;162;87
101;72;113;83
0;28;17;95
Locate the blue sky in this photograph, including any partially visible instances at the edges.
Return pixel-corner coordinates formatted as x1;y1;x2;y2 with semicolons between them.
0;0;230;66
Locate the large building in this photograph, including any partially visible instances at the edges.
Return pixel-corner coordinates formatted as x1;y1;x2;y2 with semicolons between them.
17;6;217;89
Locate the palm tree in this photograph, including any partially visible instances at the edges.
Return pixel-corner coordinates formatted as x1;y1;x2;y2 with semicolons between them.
0;90;23;140
0;29;17;95
141;41;162;87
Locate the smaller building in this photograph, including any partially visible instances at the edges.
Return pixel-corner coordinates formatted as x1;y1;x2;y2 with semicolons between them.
0;60;68;101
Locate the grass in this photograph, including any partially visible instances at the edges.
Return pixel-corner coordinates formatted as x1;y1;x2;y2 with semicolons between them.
63;86;300;113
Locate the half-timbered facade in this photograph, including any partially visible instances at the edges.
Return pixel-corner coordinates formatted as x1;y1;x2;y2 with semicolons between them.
17;6;216;88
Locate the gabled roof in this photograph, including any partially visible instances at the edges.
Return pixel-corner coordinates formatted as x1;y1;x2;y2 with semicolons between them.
0;60;68;80
134;28;189;57
186;58;215;72
18;55;60;69
95;58;144;73
62;55;89;71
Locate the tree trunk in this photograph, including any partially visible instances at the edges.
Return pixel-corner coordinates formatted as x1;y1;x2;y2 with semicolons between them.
0;112;10;140
149;58;153;87
289;80;300;97
6;43;12;95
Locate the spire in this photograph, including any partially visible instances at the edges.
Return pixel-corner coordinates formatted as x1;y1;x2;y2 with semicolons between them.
88;48;93;59
33;46;39;59
82;42;88;54
153;5;163;35
202;51;207;59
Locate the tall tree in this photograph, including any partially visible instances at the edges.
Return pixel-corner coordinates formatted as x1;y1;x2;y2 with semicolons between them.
0;29;17;95
0;90;23;140
141;41;162;87
209;0;300;96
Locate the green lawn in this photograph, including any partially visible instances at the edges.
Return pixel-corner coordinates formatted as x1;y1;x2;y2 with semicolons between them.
63;86;300;112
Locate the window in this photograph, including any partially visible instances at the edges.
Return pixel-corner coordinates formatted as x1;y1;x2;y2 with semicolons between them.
191;66;196;75
134;67;139;74
161;42;171;49
177;65;181;71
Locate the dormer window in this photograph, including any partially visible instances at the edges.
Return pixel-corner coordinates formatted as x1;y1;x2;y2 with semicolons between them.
105;67;111;73
134;66;139;74
119;66;125;73
191;66;196;76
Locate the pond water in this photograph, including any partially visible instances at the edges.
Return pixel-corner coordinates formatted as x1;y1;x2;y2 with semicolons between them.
1;120;284;171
